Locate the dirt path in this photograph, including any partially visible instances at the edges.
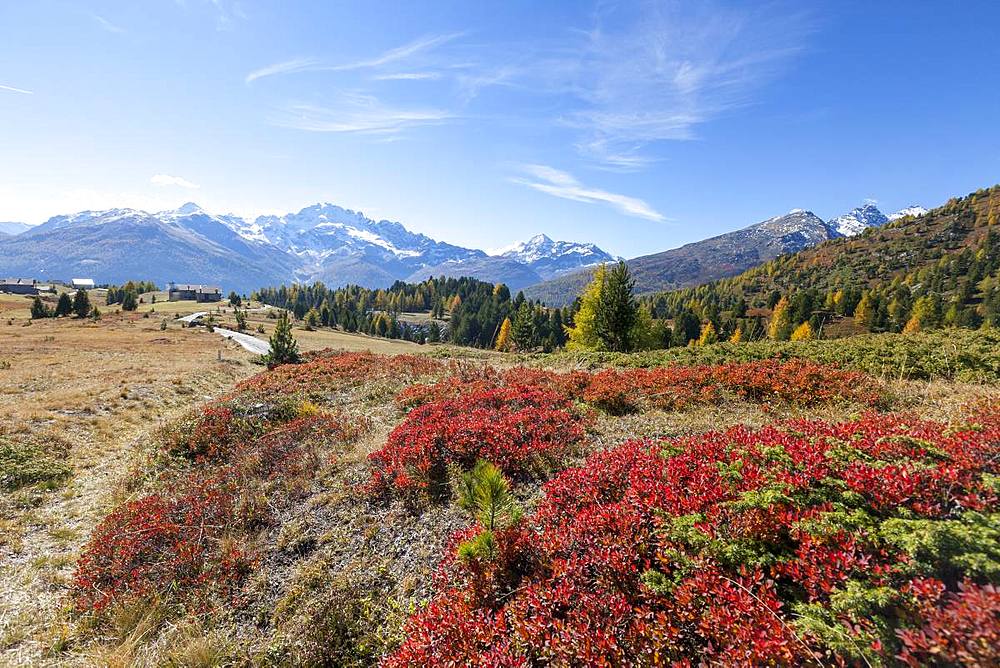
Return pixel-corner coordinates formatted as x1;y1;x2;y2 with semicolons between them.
0;314;257;666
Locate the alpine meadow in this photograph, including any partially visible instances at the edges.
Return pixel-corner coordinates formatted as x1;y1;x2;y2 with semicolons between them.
2;2;1000;667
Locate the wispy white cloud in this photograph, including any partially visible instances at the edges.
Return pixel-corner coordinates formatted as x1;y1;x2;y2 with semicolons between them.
92;13;125;34
373;72;441;81
151;174;200;189
0;84;33;95
510;164;664;222
272;94;453;135
556;1;811;167
245;58;320;84
246;33;462;84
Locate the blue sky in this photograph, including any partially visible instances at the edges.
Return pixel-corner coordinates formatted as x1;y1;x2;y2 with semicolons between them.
1;0;998;258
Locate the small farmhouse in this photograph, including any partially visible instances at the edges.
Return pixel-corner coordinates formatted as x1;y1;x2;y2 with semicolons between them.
0;278;40;295
71;278;95;290
168;282;223;303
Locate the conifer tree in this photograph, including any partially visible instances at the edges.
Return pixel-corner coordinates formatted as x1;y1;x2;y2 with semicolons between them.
696;321;718;346
594;261;639;352
235;308;248;331
768;296;792;340
790;321;814;341
55;292;72;317
265;310;300;367
72;289;91;318
121;289;139;312
854;292;875;330
566;265;606;351
729;326;743;343
511;302;535;351
31;296;50;319
304;308;320;331
495;316;512;351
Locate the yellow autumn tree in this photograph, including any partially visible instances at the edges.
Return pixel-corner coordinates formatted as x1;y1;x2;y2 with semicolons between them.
697;321;718;346
565;265;607;351
854;292;875;330
729;326;743;344
790;321;814;341
495;317;512;351
768;296;792;340
449;294;462;311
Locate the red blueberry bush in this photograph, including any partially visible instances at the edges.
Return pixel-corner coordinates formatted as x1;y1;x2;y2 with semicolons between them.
384;409;1000;666
73;473;252;612
397;359;885;415
369;384;586;501
237;350;443;397
74;413;357;614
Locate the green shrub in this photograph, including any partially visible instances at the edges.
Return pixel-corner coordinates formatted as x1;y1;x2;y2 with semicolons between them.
0;435;72;491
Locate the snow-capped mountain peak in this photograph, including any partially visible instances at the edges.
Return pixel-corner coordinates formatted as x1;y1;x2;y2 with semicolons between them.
827;202;889;237
495;234;616;280
888;205;928;221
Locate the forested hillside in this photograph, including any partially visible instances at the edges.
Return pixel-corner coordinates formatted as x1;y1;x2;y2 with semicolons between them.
646;185;1000;343
254;276;571;351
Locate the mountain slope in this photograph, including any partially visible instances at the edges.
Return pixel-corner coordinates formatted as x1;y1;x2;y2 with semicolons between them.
0;208;296;292
0;222;31;236
1;202;616;292
524;209;834;305
648;185;999;335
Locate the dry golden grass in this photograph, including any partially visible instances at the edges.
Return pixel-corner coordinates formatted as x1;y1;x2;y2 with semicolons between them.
0;312;256;667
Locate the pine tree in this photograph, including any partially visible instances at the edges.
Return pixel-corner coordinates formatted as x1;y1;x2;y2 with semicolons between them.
235;308;248;331
427;321;441;343
511;303;535;351
729;326;743;343
304;308;320;331
696;321;718;346
265;310;300;367
768;296;792;340
495;316;512;351
790;321;814;341
72;289;91;318
121;289;139;312
55;292;72;317
31;296;50;319
594;261;639;352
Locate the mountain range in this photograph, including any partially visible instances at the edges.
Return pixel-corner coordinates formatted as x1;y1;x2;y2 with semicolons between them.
0;204;613;293
0;200;924;298
523;203;927;305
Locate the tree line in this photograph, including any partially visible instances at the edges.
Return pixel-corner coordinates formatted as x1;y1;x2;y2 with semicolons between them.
253;276;571;350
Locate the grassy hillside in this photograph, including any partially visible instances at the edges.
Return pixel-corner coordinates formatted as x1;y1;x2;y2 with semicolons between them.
647;185;1000;341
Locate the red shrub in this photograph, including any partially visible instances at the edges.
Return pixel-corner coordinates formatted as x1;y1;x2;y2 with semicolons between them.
897;581;1000;666
385;412;1000;666
164;405;262;461
73;474;251;612
75;413;360;614
369;384;585;500
237;351;443;397
396;359;884;417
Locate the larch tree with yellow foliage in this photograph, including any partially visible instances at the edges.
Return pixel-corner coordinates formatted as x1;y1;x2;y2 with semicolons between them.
565;265;607;351
790;321;814;341
768;296;793;340
854;292;875;330
729;326;743;344
697;321;718;346
495;317;512;351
